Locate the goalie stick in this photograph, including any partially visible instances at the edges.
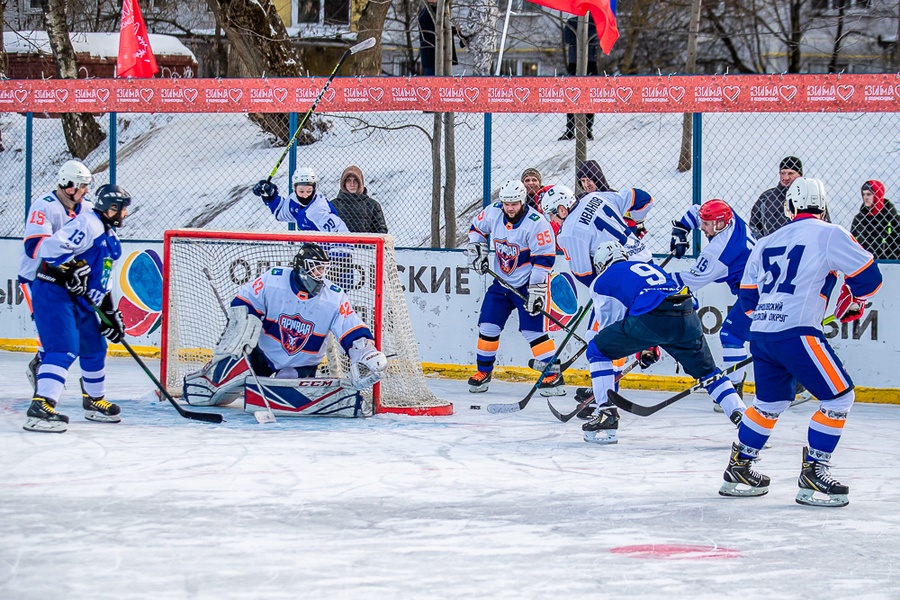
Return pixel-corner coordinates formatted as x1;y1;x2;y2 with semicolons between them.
87;297;224;424
486;301;592;414
607;356;754;417
546;358;641;422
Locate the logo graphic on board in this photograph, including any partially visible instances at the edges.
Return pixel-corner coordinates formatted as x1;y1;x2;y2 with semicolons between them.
546;272;579;331
116;249;163;337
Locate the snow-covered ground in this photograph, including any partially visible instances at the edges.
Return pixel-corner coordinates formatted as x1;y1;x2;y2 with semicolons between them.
1;350;897;599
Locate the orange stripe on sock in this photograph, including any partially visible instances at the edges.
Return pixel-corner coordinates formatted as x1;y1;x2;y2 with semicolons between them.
804;336;847;393
745;406;778;430
812;409;846;429
530;338;555;357
477;338;500;352
612;357;627;368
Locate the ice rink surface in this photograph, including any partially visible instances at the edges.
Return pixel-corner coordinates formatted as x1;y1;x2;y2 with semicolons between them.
1;350;897;599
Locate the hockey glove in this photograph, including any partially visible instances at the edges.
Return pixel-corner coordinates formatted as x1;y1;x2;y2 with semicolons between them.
61;259;91;296
526;282;546;316
670;222;690;259
466;242;490;275
252;180;279;202
835;283;865;323
625;217;648;240
636;346;661;369
98;293;125;343
348;338;388;389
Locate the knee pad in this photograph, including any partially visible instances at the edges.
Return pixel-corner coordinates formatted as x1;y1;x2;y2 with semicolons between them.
478;323;502;338
821;388;855;413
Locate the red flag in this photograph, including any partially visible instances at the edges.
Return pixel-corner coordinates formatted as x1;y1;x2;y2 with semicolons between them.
117;0;159;78
528;0;619;55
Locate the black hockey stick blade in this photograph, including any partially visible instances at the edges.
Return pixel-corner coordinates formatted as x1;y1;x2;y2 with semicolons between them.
607;356;754;417
547;359;641;422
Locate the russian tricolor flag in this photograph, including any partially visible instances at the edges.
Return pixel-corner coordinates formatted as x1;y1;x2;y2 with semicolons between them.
528;0;619;55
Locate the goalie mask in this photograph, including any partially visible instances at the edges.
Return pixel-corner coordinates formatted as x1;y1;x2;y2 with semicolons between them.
292;242;330;296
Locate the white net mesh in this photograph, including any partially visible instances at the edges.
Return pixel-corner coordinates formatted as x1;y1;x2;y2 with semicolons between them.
162;230;450;415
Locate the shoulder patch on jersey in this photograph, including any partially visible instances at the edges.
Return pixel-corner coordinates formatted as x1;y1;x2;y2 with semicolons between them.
491;201;502;208
330;284;342;293
529;214;540;221
41;196;55;203
272;268;283;275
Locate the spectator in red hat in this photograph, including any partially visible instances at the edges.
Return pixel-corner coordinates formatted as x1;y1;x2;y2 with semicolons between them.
851;179;900;260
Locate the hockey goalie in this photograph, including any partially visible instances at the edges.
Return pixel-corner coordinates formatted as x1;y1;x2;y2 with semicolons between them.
183;242;388;418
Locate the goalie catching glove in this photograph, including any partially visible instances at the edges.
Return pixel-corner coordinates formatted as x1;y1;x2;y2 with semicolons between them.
466;242;489;275
526;282;546;315
98;293;125;343
835;283;865;323
348;337;388;390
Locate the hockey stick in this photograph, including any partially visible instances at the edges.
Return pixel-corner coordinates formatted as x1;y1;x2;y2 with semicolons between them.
547;357;641;422
87;298;223;424
266;37;376;182
485;266;588;345
486;302;592;414
201;267;276;425
607;356;754;417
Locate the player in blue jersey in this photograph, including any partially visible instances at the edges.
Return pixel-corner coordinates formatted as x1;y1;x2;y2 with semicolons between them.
580;241;746;445
24;184;131;433
719;178;882;507
466;180;561;395
183;243;388;409
253;167;348;232
670;199;756;406
18;160;94;391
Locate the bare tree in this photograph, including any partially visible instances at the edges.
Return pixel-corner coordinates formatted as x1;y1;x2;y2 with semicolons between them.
351;0;393;75
456;0;499;75
41;0;106;159
677;0;701;173
827;0;848;73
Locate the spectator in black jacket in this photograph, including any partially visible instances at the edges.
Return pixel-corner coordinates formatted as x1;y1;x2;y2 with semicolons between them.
749;156;803;239
851;179;900;260
576;159;611;198
332;166;388;234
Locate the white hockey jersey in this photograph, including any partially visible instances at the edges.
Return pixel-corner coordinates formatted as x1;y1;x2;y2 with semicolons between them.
265;192;349;233
468;203;556;287
740;215;882;340
233;267;372;370
557;189;652;287
18;191;93;283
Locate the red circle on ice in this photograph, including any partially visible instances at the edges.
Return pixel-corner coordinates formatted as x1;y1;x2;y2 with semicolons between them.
610;544;740;560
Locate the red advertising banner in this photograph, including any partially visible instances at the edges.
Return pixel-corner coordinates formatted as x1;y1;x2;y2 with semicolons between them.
0;74;898;114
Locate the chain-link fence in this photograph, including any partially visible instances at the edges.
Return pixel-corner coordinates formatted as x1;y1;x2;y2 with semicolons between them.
1;108;897;258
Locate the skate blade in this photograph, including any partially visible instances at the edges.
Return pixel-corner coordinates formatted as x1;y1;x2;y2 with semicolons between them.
539;386;566;398
468;384;489;394
718;481;768;497
583;430;618;445
84;411;121;423
23;417;67;433
795;488;849;507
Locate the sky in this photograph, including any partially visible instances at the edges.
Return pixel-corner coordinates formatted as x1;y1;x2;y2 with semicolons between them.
1;350;897;599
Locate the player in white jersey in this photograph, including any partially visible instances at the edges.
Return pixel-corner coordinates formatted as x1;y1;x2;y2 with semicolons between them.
25;184;131;433
670;199;756;404
18;160;94;391
183;243;387;410
719;178;882;507
465;180;560;395
253;167;349;233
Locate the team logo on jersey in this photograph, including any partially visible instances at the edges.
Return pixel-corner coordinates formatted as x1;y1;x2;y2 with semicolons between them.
493;239;521;275
279;314;314;355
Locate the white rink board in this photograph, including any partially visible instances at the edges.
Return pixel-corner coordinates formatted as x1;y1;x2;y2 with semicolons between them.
0;239;896;387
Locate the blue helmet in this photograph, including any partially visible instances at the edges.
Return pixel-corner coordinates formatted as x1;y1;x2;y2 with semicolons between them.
93;184;131;227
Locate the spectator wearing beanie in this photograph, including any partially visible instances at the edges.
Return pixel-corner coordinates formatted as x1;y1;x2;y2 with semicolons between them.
575;160;611;198
851;180;900;260
521;168;543;211
749;156;803;238
331;166;388;234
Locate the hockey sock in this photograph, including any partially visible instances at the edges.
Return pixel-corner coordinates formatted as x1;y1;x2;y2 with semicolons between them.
705;375;746;416
81;368;106;399
808;392;853;457
525;332;556;363
612;357;626;391
737;400;790;458
586;343;615;408
721;346;749;385
476;331;501;373
35;362;69;401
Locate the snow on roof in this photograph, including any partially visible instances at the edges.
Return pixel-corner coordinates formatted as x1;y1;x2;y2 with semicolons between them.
3;31;196;60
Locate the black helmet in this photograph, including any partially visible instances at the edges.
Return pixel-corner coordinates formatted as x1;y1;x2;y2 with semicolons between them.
291;242;330;296
93;184;132;227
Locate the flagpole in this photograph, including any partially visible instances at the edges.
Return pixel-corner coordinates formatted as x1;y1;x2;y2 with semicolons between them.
495;0;515;76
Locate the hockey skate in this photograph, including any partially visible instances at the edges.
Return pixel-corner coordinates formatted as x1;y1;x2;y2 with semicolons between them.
81;381;121;423
468;370;491;393
582;404;618;445
574;387;597;419
795;447;849;507
25;353;40;393
23;396;69;433
791;383;814;407
538;364;566;397
719;442;770;497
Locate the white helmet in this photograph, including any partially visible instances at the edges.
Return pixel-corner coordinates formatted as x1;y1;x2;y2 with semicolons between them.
292;167;317;186
57;160;92;189
498;180;527;204
540;184;576;215
593;241;628;275
785;177;826;217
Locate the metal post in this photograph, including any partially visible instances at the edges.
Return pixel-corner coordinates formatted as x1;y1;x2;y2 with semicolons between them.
25;112;33;217
691;112;703;257
287;112;298;231
109;112;117;184
483;113;492;207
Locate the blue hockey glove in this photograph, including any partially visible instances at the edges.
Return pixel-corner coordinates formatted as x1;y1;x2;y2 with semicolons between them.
252;180;278;202
670;221;690;258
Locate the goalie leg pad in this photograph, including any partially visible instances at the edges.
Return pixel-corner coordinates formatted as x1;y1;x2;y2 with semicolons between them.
244;377;371;418
214;306;262;359
183;355;251;406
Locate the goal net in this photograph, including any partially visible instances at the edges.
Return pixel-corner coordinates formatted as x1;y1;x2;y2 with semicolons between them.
161;229;452;416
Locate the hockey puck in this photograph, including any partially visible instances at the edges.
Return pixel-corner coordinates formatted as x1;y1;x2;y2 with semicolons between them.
470;404;481;410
